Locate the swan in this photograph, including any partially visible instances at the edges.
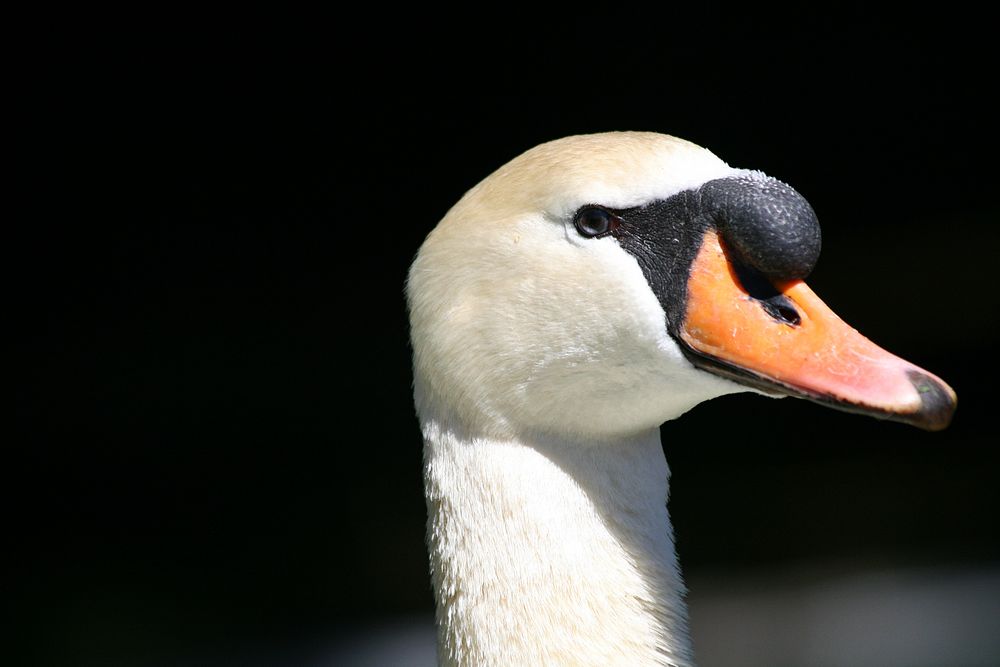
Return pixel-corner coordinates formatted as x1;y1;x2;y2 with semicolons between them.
405;132;956;667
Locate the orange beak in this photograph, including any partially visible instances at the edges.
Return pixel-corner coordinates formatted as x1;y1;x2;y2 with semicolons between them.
679;229;957;430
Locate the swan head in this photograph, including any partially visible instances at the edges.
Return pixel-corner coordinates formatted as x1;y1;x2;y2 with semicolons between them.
407;132;956;441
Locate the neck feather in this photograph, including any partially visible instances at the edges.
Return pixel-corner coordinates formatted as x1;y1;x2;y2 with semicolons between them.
421;414;694;667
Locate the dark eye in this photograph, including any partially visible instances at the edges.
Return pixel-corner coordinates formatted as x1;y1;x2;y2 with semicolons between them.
574;207;618;238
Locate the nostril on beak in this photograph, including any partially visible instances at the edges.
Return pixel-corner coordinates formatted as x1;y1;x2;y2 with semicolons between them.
730;258;801;326
760;295;801;326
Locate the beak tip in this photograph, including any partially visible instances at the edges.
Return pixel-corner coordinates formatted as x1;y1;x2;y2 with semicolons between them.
905;370;958;432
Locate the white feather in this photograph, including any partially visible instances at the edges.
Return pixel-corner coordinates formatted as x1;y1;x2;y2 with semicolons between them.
408;132;754;666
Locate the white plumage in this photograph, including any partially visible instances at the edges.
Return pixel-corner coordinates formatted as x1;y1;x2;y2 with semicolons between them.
406;132;954;666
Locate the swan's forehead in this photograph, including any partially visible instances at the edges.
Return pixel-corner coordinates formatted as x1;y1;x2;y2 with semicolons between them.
482;132;737;219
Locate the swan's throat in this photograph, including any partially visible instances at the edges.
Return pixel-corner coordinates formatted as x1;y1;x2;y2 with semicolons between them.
422;419;694;667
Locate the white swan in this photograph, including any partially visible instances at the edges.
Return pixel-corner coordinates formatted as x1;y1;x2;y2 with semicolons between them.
406;132;955;667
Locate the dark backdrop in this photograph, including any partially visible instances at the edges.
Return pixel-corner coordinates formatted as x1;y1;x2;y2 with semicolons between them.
18;11;998;666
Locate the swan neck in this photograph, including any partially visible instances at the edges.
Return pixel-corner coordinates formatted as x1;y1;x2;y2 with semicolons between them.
422;418;693;666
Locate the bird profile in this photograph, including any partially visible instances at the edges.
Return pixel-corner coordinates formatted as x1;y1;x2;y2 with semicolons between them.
406;132;956;666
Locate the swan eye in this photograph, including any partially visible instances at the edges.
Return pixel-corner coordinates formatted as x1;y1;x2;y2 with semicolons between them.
574;207;618;238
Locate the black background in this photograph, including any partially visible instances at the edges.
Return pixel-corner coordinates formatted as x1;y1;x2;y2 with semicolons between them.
18;10;999;666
